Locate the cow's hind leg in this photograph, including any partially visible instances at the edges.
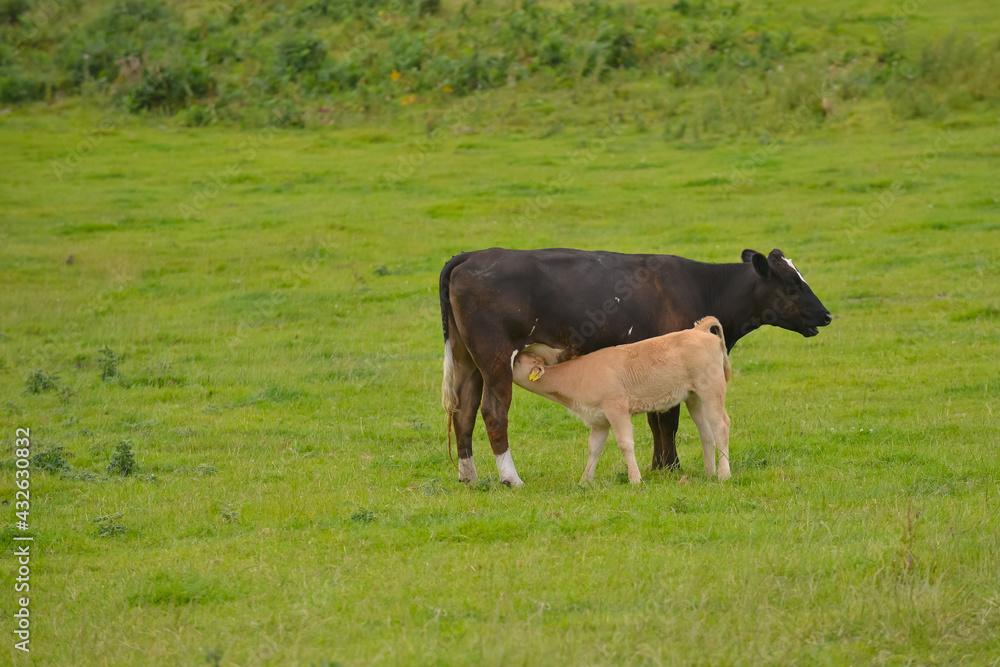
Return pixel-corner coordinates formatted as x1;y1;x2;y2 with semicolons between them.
444;336;484;484
481;370;523;487
581;423;610;484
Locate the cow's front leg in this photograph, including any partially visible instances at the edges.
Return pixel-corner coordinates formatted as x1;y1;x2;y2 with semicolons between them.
647;412;664;469
481;376;522;487
650;408;681;471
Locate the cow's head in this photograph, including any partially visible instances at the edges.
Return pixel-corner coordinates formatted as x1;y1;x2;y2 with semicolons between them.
742;248;832;337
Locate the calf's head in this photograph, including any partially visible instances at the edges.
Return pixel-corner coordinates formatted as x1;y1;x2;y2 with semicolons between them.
513;352;547;386
742;248;832;337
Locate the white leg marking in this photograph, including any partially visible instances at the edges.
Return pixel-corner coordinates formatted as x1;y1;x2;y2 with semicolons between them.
495;449;524;487
458;457;479;485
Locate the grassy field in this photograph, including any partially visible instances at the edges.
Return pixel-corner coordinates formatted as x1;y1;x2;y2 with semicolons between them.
2;9;1000;664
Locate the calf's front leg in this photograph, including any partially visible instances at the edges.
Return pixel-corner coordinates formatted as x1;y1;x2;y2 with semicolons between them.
580;424;610;483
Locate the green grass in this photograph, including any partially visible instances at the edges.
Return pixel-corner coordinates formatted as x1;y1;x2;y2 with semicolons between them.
2;22;1000;665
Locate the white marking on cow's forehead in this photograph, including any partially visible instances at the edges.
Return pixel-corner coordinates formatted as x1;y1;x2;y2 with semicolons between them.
783;257;807;285
627;326;634;336
510;349;519;371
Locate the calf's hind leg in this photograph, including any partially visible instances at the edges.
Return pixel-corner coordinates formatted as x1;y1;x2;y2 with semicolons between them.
606;407;642;484
686;395;730;480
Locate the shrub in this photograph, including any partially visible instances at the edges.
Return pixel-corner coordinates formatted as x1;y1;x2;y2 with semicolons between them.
276;35;326;77
386;33;425;74
413;0;440;17
93;0;171;34
0;68;45;103
178;103;214;126
538;31;569;68
0;0;29;24
123;61;214;112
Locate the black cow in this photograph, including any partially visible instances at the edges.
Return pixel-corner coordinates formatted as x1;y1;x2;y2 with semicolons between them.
439;247;832;486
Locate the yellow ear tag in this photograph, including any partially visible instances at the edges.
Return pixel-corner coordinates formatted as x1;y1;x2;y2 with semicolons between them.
529;368;541;382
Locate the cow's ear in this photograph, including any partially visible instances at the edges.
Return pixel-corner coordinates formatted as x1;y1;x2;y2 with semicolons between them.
768;248;785;261
741;249;759;263
747;251;770;278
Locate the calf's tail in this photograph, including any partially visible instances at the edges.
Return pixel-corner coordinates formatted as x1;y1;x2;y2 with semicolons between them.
694;316;732;383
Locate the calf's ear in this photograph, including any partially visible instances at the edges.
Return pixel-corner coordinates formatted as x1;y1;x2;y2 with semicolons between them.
743;250;770;278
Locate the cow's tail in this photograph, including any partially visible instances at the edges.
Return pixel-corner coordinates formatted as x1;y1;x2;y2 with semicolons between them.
694;316;731;383
440;253;470;470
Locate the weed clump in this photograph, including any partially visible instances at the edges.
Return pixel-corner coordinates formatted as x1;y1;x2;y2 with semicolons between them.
32;446;72;474
218;503;241;524
107;440;137;476
350;508;376;523
98;346;120;381
93;513;127;537
24;369;59;394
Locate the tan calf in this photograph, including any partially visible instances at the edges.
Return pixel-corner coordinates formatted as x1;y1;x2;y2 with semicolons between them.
513;317;732;483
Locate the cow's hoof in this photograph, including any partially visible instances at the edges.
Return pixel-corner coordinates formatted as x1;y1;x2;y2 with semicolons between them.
458;457;478;485
501;476;524;488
